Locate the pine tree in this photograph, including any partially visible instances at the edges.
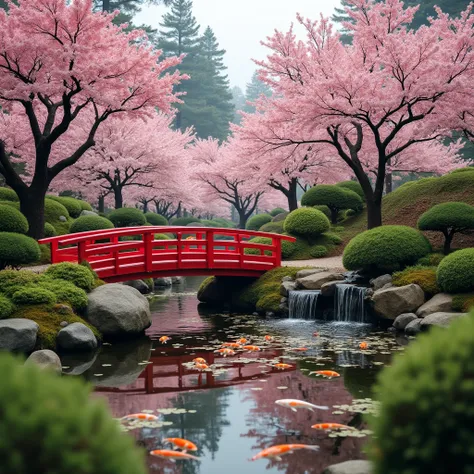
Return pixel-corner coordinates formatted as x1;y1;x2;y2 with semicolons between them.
231;86;246;125
243;72;272;114
331;0;356;44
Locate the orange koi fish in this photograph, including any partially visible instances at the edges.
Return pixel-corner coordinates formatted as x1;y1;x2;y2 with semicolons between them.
310;370;340;378
264;335;273;342
291;347;308;352
150;449;200;462
222;342;241;348
312;423;353;430
359;342;368;350
275;399;328;412
195;363;210;371
159;336;171;344
121;413;159;421
237;337;248;344
250;444;320;462
163;438;198;453
192;357;207;364
215;348;235;357
273;363;293;370
243;345;260;352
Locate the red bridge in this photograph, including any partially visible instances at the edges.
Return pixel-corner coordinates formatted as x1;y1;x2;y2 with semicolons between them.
39;226;295;282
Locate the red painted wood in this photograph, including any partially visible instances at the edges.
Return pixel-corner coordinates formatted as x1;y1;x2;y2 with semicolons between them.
39;226;296;282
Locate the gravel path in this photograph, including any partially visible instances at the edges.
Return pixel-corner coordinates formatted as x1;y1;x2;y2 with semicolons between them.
283;255;345;272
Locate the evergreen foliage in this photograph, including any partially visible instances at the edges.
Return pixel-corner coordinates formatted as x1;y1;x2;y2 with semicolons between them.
243;71;272;114
107;208;146;228
270;207;286;217
70;216;115;234
0;205;28;234
170;216;201;226
246;213;272;231
259;221;285;234
0;353;147;474
0;233;41;269
44;222;56;238
437;249;474;293
44;263;96;292
0;187;18;201
144;212;168;226
244;237;273;256
309;245;328;258
336;180;365;199
0;294;14;319
47;196;83;218
392;265;440;295
36;279;89;312
12;287;57;306
283;208;330;238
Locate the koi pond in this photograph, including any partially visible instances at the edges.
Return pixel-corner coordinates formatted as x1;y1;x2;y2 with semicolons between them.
65;277;406;474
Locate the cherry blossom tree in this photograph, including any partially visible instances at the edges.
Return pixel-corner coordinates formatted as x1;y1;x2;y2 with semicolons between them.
0;0;184;238
249;0;472;228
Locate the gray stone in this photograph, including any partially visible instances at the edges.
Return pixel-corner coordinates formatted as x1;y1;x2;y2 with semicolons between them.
57;323;98;351
420;312;467;330
282;276;294;282
252;312;259;316
370;274;393;291
154;277;173;287
171;276;185;284
280;281;296;297
380;283;393;291
60;321;68;328
365;288;374;299
372;284;425;320
55;304;72;315
296;272;345;290
80;210;98;217
295;268;328;279
86;284;151;338
25;350;62;374
417;293;454;318
320;280;343;297
279;303;289;312
405;318;423;335
123;279;150;294
0;319;39;352
280;297;288;304
322;460;372;474
59;215;67;222
60;350;98;376
393;313;418;331
266;312;275;317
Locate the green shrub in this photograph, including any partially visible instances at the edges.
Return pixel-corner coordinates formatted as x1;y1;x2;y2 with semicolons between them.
0;187;18;202
0;233;41;270
246;213;272;231
418;202;474;254
70;215;115;234
336;180;365;199
309;245;328;258
301;185;363;224
417;252;445;267
108;208;146;228
170;216;201;226
0;295;14;319
449;166;474;174
256;293;281;313
437;248;474;293
369;313;474;474
0;200;19;210
270;207;286;217
78;199;93;211
0;353;146;473
0;270;42;297
154;233;172;240
39;244;51;264
272;212;289;222
211;217;236;228
37;279;89;312
44;262;96;292
260;221;285;234
44;198;69;221
281;239;298;259
44;222;56;238
144;212;168;226
392;265;440;295
12;287;57;306
343;225;431;273
47;196;83;218
0;205;28;234
283;208;330;238
323;232;343;245
244;237;273;256
313;205;331;218
452;293;474;312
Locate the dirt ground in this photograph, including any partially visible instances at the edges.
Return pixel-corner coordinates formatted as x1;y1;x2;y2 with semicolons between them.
283;255;345;272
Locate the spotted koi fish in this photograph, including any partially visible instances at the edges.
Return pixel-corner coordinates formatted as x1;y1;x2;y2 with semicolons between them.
121;413;159;421
250;444;320;462
163;438;198;453
275;399;328;412
150;449;200;462
215;348;235;357
237;338;248;345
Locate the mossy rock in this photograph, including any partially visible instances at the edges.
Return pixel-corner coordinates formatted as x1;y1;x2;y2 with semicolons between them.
393;265;440;296
256;293;281;313
12;287;57;306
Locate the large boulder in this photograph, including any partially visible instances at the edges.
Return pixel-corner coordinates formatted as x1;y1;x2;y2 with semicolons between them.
416;293;454;318
296;272;345;290
86;284;151;338
280;281;296;297
295;268;328;279
171;276;185;285
0;319;38;352
123;279;150;294
80;210;98;217
393;313;418;331
25;350;62;374
405;318;423;335
370;274;392;291
320;280;343;297
57;323;98;351
154;277;172;287
372;284;425;320
322;460;372;474
420;312;467;330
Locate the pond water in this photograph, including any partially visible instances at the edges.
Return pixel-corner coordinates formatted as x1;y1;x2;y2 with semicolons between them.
66;277;406;474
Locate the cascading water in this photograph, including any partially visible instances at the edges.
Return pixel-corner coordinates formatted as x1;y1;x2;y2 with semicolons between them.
288;290;320;319
334;284;370;323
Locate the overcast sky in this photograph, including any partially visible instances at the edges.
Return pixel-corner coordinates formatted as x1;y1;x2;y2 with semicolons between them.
134;0;342;90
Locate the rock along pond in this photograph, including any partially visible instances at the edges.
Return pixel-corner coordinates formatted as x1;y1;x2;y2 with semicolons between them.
62;277;407;474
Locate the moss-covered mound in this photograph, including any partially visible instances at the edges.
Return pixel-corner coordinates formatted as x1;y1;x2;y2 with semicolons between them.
44;262;96;292
437;248;474;293
144;212;168;226
108;208;146;228
284;208;330;238
0;187;19;202
45;198;72;235
0;205;28;234
70;215;114;234
47;195;83;218
0;233;41;269
392;265;440;296
246;214;272;231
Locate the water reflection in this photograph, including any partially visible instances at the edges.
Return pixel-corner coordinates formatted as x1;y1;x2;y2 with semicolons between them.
76;277;402;474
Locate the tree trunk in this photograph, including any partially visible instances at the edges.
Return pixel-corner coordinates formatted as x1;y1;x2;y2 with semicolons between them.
176;203;182;218
238;211;247;229
114;188;123;209
102;0;110;12
287;179;298;211
20;190;46;239
143;201;148;213
330;208;339;225
366;197;383;229
98;196;105;214
443;230;454;255
385;172;393;194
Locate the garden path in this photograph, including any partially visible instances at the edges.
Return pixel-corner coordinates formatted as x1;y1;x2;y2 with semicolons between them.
283;255;345;272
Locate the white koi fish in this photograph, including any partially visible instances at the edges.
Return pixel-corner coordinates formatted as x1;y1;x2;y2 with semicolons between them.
275;399;328;412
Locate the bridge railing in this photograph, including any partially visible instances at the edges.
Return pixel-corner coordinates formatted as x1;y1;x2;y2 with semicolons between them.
39;226;296;281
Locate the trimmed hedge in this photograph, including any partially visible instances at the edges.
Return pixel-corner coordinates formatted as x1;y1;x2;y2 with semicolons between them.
246;214;272;231
418;202;474;254
144;213;168;226
283;208;330;238
369;313;474;474
44;263;96;292
44;222;56;238
417;252;445;267
272;212;289;223
0;295;14;319
0;205;28;234
37;279;89;312
47;196;83;218
0;233;41;270
336;180;365;199
437;248;474;293
70;215;114;234
270;207;286;217
44;198;69;221
0;188;18;202
12;287;57;306
309;245;328;258
343;225;431;273
259;221;285;234
452;293;474;312
108;208;146;228
0;353;146;474
78;199;93;211
313;205;331;218
392;265;440;295
170;216;201;226
244;237;273;256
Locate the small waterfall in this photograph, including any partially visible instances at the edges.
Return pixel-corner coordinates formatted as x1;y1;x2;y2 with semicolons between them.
334;284;369;323
288;290;320;320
